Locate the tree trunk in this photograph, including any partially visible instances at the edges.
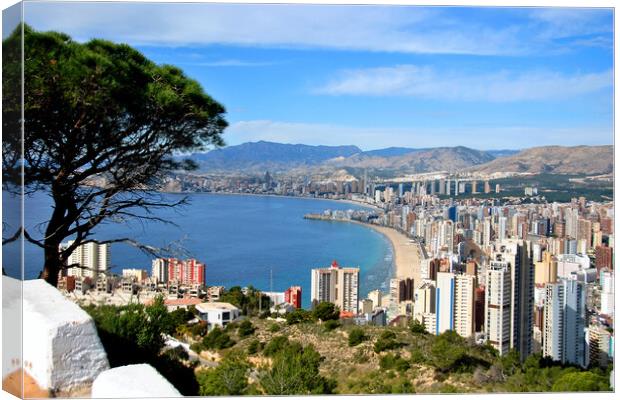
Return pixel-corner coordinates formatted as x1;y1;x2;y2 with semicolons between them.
41;241;62;287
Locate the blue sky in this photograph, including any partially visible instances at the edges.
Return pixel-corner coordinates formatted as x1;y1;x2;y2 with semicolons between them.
22;2;613;150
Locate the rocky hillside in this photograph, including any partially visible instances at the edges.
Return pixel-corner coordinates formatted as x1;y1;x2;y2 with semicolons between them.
472;145;613;175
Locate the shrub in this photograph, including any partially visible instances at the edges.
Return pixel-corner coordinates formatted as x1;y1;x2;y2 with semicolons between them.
409;319;427;334
247;339;263;355
348;328;367;347
374;330;401;353
202;327;236;350
286;309;313;325
268;323;281;333
263;336;290;357
197;354;250;395
238;319;255;337
323;320;341;331
312;302;340;321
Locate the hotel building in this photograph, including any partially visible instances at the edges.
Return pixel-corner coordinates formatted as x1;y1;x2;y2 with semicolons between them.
310;260;360;313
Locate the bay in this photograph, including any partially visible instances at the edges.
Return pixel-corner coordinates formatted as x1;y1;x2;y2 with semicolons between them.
3;191;394;308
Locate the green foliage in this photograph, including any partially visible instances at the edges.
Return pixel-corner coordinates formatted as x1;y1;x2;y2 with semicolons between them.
237;319;255;337
3;25;228;286
197;353;250;395
220;286;270;316
285;308;313;325
379;354;410;372
323;319;341;331
202;327;235;350
263;336;291;357
374;330;402;353
83;297;199;394
551;371;610;392
247;339;263;355
259;341;335;395
409;319;427;334
430;330;470;373
268;323;281;332
348;327;367;347
313;302;340;321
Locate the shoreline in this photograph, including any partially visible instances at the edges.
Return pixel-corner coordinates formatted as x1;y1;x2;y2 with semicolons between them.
308;217;422;285
160;190;384;212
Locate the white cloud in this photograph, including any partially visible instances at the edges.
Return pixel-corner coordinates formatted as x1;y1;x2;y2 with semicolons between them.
23;2;608;55
177;59;276;67
223;120;612;150
315;65;613;101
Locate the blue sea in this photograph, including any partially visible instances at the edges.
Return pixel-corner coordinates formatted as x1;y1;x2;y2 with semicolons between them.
2;191;393;308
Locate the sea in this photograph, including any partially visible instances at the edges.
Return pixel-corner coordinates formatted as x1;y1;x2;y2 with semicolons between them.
2;191;394;308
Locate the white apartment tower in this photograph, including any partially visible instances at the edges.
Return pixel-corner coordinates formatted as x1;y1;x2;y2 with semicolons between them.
64;240;110;279
543;279;586;367
485;260;512;356
454;274;476;338
311;260;360;313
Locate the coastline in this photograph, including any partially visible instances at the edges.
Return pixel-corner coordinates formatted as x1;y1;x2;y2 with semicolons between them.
311;218;422;285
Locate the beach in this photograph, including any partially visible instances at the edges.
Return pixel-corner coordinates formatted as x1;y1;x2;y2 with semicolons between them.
366;225;422;284
322;218;422;284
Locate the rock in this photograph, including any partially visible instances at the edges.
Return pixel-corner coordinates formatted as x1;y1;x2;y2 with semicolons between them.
22;279;109;392
91;364;181;397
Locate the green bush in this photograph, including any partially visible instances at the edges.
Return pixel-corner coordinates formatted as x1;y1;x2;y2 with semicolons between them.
551;371;610;392
197;354;250;395
373;330;401;353
237;319;255;337
202;327;236;350
312;302;340;321
286;309;313;325
268;323;281;332
323;319;341;331
263;336;291;357
379;353;410;372
409;319;427;334
247;339;263;355
348;328;367;347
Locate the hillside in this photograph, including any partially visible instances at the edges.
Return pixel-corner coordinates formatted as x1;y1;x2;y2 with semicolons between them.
327;146;495;174
472;145;613;175
189;141;362;172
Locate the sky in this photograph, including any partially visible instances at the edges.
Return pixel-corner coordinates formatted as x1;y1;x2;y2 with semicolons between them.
20;2;614;150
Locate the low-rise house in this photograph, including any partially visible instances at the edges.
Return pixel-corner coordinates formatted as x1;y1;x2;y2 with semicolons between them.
195;302;240;329
164;297;202;312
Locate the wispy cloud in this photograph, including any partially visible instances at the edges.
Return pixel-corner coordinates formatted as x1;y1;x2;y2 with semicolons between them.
315;65;612;102
224;120;612;150
177;59;276;67
23;3;612;55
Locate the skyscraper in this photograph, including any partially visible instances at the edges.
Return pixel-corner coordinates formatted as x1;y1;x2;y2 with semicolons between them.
485;260;512;356
285;286;302;309
310;260;360;313
64;240;110;279
454;274;476;338
543;279;586;367
436;272;455;335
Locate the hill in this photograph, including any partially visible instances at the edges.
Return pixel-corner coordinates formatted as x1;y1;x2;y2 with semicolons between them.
327;146;495;174
189;141;362;172
472;145;613;175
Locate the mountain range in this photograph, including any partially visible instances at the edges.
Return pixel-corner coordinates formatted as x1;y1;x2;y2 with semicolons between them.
185;141;613;176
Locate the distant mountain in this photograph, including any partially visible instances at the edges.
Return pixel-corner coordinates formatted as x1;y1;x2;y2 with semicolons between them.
189;141;362;172
361;147;425;158
485;149;520;158
472;145;613;175
325;146;495;174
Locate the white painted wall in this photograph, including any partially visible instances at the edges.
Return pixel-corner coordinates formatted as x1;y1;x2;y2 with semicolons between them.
91;364;181;397
22;279;109;391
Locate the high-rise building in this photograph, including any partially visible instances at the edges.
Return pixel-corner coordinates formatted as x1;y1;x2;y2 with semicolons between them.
167;258;206;286
542;279;586;367
414;281;435;322
285;286;302;309
600;269;614;316
64;240;110;279
435;272;455;335
152;258;169;283
310;260;360;313
534;251;557;285
587;325;612;368
595;245;613;272
453;274;476;338
486;240;534;360
367;289;383;308
484;181;491;194
485;260;512;356
391;278;415;303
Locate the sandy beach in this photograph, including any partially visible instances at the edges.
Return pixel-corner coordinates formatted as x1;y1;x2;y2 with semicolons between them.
332;219;422;284
367;225;422;284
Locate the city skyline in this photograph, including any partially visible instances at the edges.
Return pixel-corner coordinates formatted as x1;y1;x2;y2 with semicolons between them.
21;2;613;150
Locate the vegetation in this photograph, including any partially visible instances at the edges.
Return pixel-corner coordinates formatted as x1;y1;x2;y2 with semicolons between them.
202;327;236;350
259;337;336;395
348;327;367;347
83;296;199;395
196;353;250;395
312;301;340;321
219;286;270;316
373;330;403;353
2;25;227;286
237;319;255;337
